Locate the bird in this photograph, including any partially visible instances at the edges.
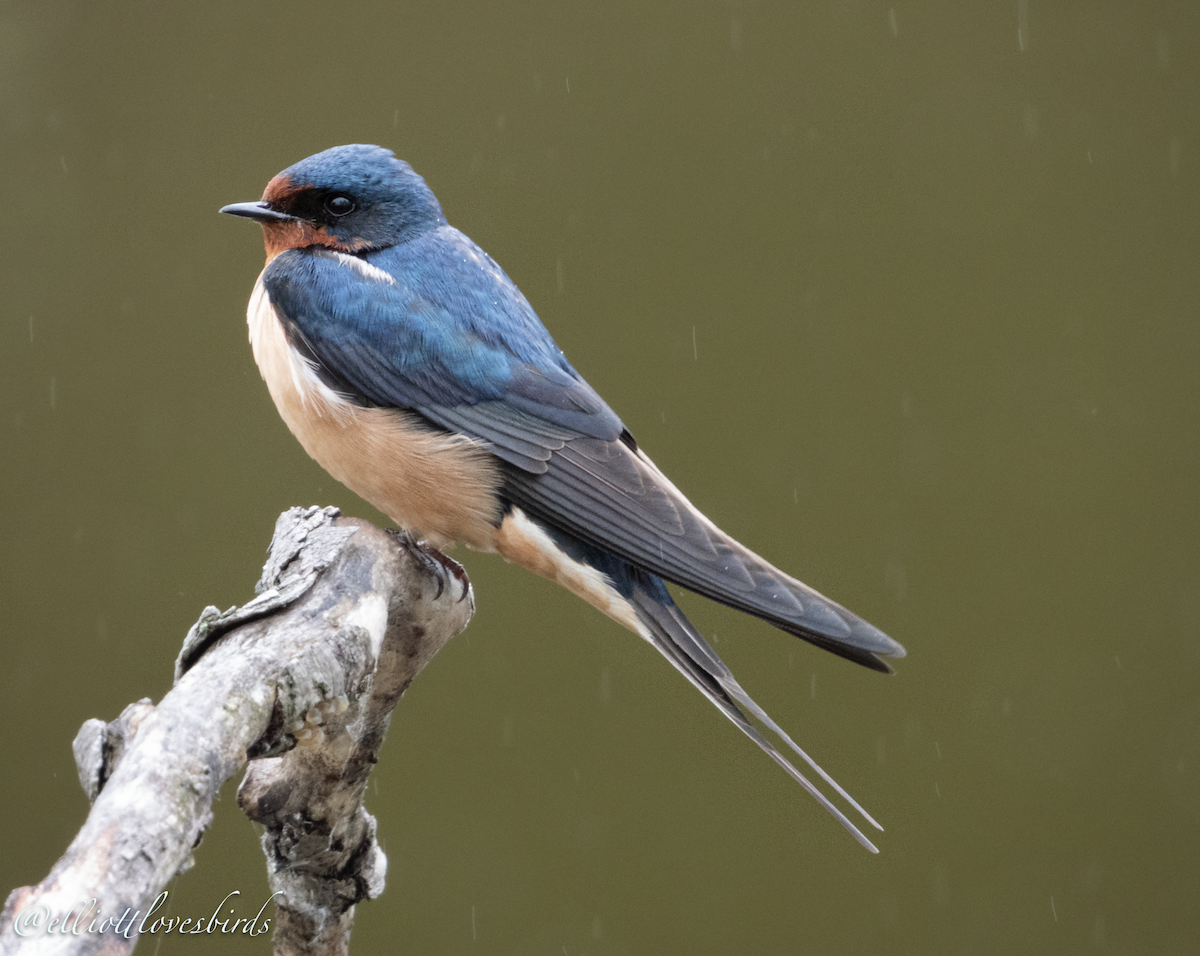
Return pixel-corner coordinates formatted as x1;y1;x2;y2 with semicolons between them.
220;144;905;852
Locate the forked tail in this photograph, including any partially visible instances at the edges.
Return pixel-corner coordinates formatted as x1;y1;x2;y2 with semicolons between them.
625;568;884;852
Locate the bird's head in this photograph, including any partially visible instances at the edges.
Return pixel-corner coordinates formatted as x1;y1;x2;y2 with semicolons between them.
220;144;446;260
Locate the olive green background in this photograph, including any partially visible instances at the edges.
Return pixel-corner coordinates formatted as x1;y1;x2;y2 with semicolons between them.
2;1;1197;953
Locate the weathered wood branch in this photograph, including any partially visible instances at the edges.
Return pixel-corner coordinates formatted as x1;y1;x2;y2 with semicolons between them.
0;507;473;956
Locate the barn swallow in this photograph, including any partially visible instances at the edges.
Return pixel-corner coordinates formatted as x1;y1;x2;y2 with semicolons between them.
221;144;905;851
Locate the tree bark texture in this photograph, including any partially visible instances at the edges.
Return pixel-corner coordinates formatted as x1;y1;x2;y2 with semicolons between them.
0;507;474;956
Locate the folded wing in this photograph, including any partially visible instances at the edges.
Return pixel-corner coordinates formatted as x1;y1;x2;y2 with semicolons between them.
263;236;905;668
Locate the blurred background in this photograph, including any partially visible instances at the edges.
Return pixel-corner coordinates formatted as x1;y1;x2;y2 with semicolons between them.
2;1;1197;953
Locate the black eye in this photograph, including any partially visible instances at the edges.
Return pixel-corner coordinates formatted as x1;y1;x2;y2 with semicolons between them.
324;194;355;217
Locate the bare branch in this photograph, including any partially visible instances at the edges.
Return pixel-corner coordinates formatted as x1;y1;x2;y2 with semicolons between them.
0;507;473;955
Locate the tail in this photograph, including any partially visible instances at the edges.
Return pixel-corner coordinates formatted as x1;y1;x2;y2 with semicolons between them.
626;570;883;853
494;506;885;851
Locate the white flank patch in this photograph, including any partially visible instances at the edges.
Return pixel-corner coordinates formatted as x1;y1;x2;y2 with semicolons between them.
314;248;397;285
502;508;647;638
248;275;352;416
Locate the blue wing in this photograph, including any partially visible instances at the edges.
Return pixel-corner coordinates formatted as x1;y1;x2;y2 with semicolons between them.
263;227;904;670
263;230;624;471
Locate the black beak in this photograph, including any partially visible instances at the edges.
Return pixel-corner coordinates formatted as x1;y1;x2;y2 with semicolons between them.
219;201;297;223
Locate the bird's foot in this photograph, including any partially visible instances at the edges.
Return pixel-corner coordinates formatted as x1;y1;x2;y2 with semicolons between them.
388;529;469;602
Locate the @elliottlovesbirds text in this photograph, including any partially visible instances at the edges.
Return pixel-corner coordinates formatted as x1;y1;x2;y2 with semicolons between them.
10;890;280;939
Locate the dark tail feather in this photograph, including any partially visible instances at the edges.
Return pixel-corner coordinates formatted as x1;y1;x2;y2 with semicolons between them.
627;570;883;853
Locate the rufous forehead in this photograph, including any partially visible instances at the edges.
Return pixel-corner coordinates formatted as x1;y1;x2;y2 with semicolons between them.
262;172;303;203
